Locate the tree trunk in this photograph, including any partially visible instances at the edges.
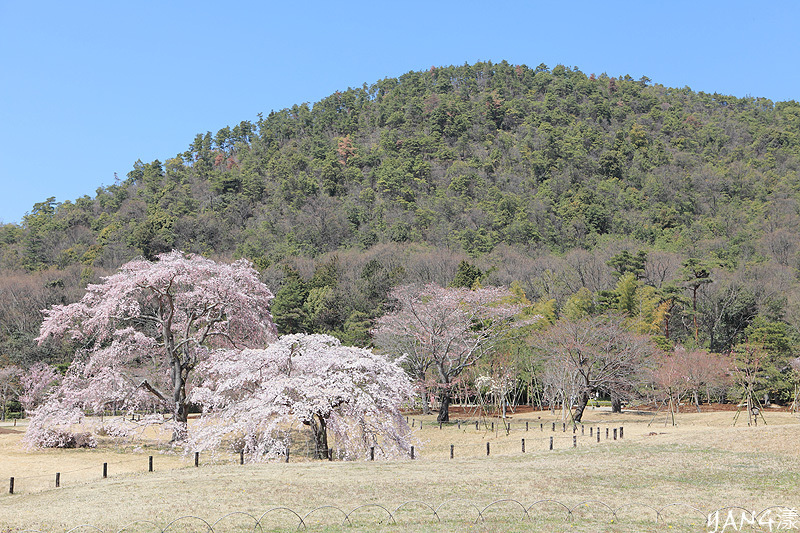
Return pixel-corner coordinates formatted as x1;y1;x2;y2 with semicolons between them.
171;360;189;443
573;391;590;423
309;413;329;459
437;391;451;422
611;393;623;413
419;378;431;415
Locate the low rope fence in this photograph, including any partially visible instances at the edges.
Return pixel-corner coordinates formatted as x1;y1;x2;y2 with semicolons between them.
4;420;628;495
12;500;800;532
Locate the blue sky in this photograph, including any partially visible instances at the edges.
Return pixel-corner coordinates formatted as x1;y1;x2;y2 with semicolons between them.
1;1;798;225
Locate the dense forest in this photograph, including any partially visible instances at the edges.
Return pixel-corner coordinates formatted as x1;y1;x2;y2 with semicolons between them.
2;61;800;387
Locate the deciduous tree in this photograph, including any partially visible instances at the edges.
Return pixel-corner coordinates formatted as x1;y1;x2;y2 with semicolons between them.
33;251;277;443
535;315;657;422
190;334;414;461
0;365;22;420
374;284;534;422
19;362;59;415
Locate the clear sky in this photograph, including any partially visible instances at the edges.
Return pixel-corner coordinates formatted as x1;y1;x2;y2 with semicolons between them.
1;1;798;225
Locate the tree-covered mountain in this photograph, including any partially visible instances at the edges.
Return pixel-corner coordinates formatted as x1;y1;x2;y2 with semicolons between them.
2;61;800;372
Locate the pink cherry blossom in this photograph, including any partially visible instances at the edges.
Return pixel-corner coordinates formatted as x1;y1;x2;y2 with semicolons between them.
373;284;537;422
31;251;277;445
190;334;415;461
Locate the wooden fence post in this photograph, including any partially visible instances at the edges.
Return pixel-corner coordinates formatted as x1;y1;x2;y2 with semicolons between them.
597;428;600;443
149;456;154;472
411;446;415;460
195;452;199;467
549;436;553;450
526;421;529;431
613;428;617;440
450;444;454;459
552;422;555;431
573;435;577;448
103;463;107;478
606;428;609;439
9;477;13;494
620;426;624;439
239;451;244;465
521;438;525;453
486;442;490;456
56;473;60;488
370;447;375;461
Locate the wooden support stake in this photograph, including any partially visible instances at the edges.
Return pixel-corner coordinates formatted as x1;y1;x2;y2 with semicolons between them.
549;436;553;450
239;451;244;465
581;425;585;435
195;452;199;467
526;421;529;431
573;435;577;448
55;473;60;488
450;444;454;459
9;477;13;494
620;426;624;439
597;428;600;443
562;423;566;432
370;447;375;461
285;447;289;463
521;438;525;453
149;456;154;472
552;422;555;431
590;427;593;436
411;446;415;460
606;428;609;439
103;463;107;478
613;428;617;440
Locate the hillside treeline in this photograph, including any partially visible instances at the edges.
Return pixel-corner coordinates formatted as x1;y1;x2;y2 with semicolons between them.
2;61;800;373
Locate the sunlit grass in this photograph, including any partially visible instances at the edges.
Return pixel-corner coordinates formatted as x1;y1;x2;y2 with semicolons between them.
0;408;798;531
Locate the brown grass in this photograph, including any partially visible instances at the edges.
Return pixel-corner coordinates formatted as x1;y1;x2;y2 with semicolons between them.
0;407;798;532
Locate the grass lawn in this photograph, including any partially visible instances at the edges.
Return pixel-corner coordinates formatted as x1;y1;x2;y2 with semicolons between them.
1;407;798;532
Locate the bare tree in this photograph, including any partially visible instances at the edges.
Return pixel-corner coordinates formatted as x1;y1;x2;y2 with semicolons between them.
534;315;658;423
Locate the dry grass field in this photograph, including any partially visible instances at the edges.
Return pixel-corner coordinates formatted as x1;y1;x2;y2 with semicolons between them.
1;406;798;532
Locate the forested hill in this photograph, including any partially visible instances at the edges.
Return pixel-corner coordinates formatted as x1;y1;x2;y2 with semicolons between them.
2;61;800;365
